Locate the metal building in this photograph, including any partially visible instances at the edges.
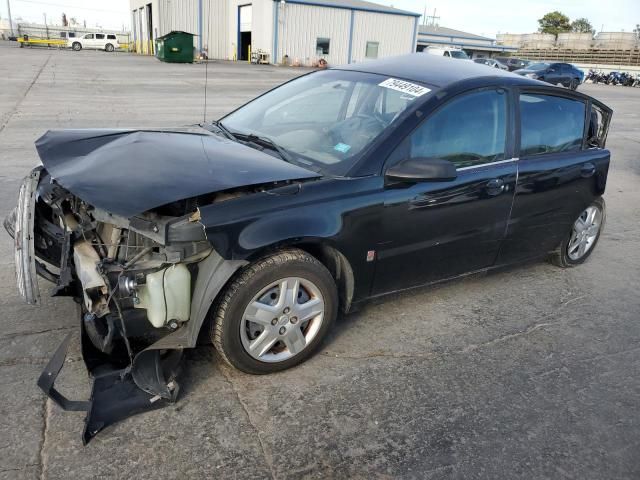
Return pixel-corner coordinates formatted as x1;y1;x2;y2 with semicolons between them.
129;0;420;65
417;25;517;58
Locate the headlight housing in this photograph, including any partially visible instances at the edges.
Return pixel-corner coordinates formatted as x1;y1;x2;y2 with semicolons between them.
525;73;538;79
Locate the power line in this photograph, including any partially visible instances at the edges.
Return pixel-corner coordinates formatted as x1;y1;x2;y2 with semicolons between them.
13;0;125;14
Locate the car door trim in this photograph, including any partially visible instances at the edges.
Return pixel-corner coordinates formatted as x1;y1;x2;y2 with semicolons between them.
456;157;518;172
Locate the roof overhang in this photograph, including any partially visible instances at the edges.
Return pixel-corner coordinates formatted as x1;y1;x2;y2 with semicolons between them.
417;38;518;52
273;0;421;17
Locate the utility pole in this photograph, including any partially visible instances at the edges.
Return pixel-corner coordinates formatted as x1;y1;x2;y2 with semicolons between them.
425;8;440;27
6;0;14;36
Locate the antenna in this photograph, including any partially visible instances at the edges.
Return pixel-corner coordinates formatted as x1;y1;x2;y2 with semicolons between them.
203;56;208;123
202;1;212;124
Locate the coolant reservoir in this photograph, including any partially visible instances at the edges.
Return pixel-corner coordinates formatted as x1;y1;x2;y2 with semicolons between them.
135;264;191;328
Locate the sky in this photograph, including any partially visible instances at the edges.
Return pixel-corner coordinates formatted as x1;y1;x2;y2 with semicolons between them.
0;0;638;36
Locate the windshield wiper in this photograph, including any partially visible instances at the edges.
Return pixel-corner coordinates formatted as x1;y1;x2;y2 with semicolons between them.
209;120;237;141
233;132;294;164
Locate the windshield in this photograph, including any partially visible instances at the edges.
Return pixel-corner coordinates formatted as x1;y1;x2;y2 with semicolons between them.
527;63;550;70
221;70;428;175
450;50;469;59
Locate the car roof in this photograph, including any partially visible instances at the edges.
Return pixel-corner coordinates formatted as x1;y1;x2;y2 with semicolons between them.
334;53;540;89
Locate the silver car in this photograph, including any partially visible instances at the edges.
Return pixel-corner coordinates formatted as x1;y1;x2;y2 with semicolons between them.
473;58;509;70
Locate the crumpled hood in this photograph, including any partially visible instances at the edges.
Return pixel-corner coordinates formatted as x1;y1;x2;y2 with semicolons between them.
35;127;320;217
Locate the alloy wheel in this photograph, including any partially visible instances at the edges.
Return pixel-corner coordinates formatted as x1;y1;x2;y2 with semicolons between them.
240;277;325;363
567;206;602;260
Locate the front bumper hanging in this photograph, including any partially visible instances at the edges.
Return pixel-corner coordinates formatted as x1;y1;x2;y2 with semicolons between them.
38;330;181;445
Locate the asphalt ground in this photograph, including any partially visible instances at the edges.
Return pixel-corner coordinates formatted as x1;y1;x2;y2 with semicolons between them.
0;43;639;479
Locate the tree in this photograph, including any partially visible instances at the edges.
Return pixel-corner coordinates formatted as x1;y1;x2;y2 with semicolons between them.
538;11;572;36
571;18;595;35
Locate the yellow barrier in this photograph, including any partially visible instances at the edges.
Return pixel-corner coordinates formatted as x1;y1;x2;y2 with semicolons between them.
133;40;154;55
18;38;67;47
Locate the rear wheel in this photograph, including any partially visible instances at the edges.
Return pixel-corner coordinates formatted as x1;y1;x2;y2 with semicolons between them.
550;198;605;268
105;43;114;52
72;42;82;51
211;249;338;374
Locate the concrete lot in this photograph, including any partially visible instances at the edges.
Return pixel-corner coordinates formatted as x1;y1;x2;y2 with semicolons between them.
0;43;639;479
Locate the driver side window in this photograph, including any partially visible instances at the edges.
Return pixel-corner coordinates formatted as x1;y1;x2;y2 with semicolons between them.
408;89;507;168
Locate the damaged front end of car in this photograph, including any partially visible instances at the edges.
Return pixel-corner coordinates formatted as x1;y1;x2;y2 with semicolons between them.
5;128;320;443
11;167;216;443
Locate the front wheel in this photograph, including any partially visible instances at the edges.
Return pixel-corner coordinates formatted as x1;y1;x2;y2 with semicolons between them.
72;42;82;51
569;78;579;90
549;198;605;268
211;249;338;374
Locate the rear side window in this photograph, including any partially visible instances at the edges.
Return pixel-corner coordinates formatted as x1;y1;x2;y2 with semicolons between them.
408;89;507;168
588;103;611;148
107;34;116;40
95;34;105;39
519;94;585;156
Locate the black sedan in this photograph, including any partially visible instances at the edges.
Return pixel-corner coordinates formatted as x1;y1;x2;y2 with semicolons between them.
514;62;584;90
6;53;612;442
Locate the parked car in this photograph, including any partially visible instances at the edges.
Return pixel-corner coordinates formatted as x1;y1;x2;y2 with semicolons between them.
69;32;118;52
513;62;584;90
5;54;612;443
495;56;531;71
473;57;509;70
424;47;470;60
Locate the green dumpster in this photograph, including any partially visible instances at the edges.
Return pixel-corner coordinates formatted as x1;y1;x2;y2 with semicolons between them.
155;31;195;63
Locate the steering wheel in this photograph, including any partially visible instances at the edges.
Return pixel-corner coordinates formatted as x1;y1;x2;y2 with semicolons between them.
328;113;387;146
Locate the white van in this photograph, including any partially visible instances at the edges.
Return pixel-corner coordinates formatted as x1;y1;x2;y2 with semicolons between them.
69;33;119;52
424;47;470;60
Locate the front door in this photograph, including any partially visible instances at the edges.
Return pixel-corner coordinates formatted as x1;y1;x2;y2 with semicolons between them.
545;64;563;85
83;33;96;48
373;88;517;295
497;90;611;264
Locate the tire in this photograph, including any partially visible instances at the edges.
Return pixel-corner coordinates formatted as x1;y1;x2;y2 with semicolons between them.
211;249;338;374
570;78;579;90
72;42;82;51
105;43;114;52
549;197;605;268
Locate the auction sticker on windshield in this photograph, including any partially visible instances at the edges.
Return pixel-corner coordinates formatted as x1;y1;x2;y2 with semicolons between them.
378;78;431;97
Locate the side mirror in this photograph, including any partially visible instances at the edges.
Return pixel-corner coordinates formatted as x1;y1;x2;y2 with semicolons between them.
385;157;457;183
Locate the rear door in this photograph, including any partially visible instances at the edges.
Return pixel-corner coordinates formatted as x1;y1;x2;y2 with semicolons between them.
94;33;106;49
496;89;611;265
373;87;517;294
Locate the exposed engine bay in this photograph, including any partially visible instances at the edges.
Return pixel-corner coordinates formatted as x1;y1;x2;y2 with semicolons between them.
9;167;278;443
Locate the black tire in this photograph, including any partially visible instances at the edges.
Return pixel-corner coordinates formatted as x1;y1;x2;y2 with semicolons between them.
211;249;338;374
105;43;114;52
72;42;82;51
570;78;579;90
549;197;605;268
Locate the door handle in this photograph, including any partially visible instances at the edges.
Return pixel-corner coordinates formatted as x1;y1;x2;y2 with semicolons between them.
485;178;505;196
581;162;596;178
